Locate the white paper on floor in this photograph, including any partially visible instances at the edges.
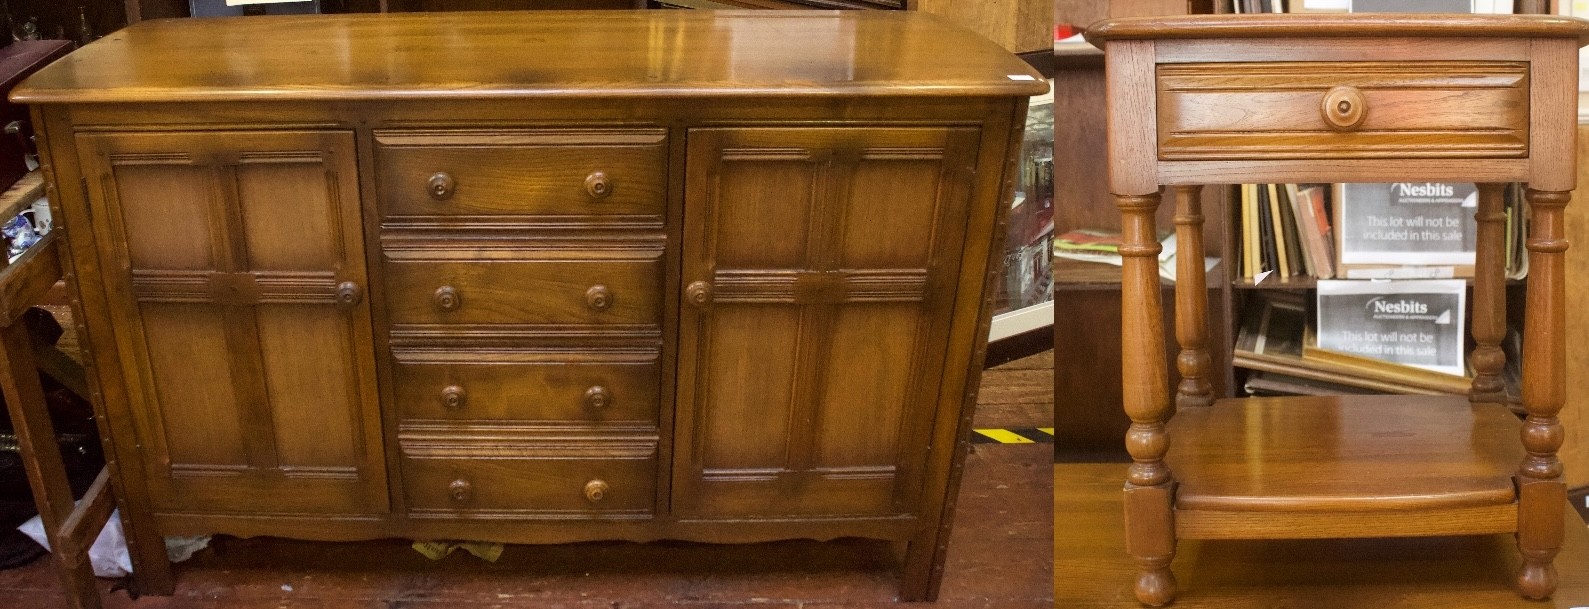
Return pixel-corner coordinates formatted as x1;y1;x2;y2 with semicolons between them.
18;508;132;577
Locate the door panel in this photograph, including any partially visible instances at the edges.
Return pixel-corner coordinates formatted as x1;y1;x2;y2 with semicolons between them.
698;305;800;472
712;160;814;267
256;305;361;470
237;163;342;271
839;159;945;268
79;130;386;515
813;304;922;468
112;165;215;270
674;127;980;520
139;304;245;468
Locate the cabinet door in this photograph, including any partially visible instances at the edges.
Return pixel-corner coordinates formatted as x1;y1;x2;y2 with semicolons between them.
78;131;387;515
674;127;980;518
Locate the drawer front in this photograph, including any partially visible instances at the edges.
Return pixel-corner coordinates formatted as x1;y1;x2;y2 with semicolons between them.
374;128;667;222
1157;61;1529;161
384;257;662;325
394;359;661;424
401;439;656;516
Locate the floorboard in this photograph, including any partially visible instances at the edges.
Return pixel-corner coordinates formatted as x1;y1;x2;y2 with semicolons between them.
974;351;1055;430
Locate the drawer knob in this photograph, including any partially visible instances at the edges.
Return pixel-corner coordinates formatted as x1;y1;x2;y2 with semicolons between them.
440;385;467;410
585;284;613;311
428;172;456;200
449;479;473;502
685;281;713;308
1321;86;1367;132
584;479;609;504
584;385;610;410
584;171;612;200
335;281;363;309
434;286;461;312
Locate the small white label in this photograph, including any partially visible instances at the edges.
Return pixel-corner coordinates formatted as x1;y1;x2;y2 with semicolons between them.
1006;74;1038;81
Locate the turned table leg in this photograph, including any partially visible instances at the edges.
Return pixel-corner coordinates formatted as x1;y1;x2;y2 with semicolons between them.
1172;185;1213;410
1517;187;1568;600
1117;190;1177;606
1470;183;1508;405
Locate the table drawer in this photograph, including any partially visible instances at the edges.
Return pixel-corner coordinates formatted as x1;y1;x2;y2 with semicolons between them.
1157;61;1529;161
401;438;657;516
394;359;661;424
374;128;667;221
384;257;662;326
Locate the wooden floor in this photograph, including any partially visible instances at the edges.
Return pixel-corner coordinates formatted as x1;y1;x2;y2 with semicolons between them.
1057;462;1589;609
0;352;1055;608
971;350;1053;430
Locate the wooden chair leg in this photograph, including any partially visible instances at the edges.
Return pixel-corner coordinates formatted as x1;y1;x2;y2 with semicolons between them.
1470;183;1508;404
1516;187;1569;599
1116;190;1177;606
1172;185;1213;410
0;320;102;609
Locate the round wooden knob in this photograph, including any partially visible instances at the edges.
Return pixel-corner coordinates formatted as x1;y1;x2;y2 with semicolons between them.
440;385;467;410
584;171;612;200
428;172;456;200
584;479;609;504
434;286;461;312
584;385;610;410
335;281;362;309
685;281;712;308
449;479;473;502
1321;86;1367;131
585;285;612;311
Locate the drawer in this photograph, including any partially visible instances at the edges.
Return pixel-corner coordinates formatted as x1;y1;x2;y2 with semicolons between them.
384;257;662;326
1156;61;1529;161
374;128;667;221
401;438;656;516
394;359;660;424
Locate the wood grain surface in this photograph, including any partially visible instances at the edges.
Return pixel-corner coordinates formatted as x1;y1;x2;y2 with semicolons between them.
1056;462;1589;609
10;11;1047;104
1157;61;1531;161
1170;395;1523;514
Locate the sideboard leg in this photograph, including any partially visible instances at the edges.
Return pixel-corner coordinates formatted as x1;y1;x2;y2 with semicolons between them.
125;522;175;596
898;532;943;602
1516;187;1570;600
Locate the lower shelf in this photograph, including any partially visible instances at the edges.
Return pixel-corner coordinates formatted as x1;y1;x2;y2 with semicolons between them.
1167;395;1524;538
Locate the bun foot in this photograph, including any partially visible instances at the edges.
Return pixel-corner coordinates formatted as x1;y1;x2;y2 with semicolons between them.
1134;566;1177;606
1518;561;1557;600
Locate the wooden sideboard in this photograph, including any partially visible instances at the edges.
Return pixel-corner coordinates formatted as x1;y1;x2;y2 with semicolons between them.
10;11;1043;604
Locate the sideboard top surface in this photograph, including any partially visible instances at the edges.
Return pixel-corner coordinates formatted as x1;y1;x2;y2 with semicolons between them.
12;10;1048;105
